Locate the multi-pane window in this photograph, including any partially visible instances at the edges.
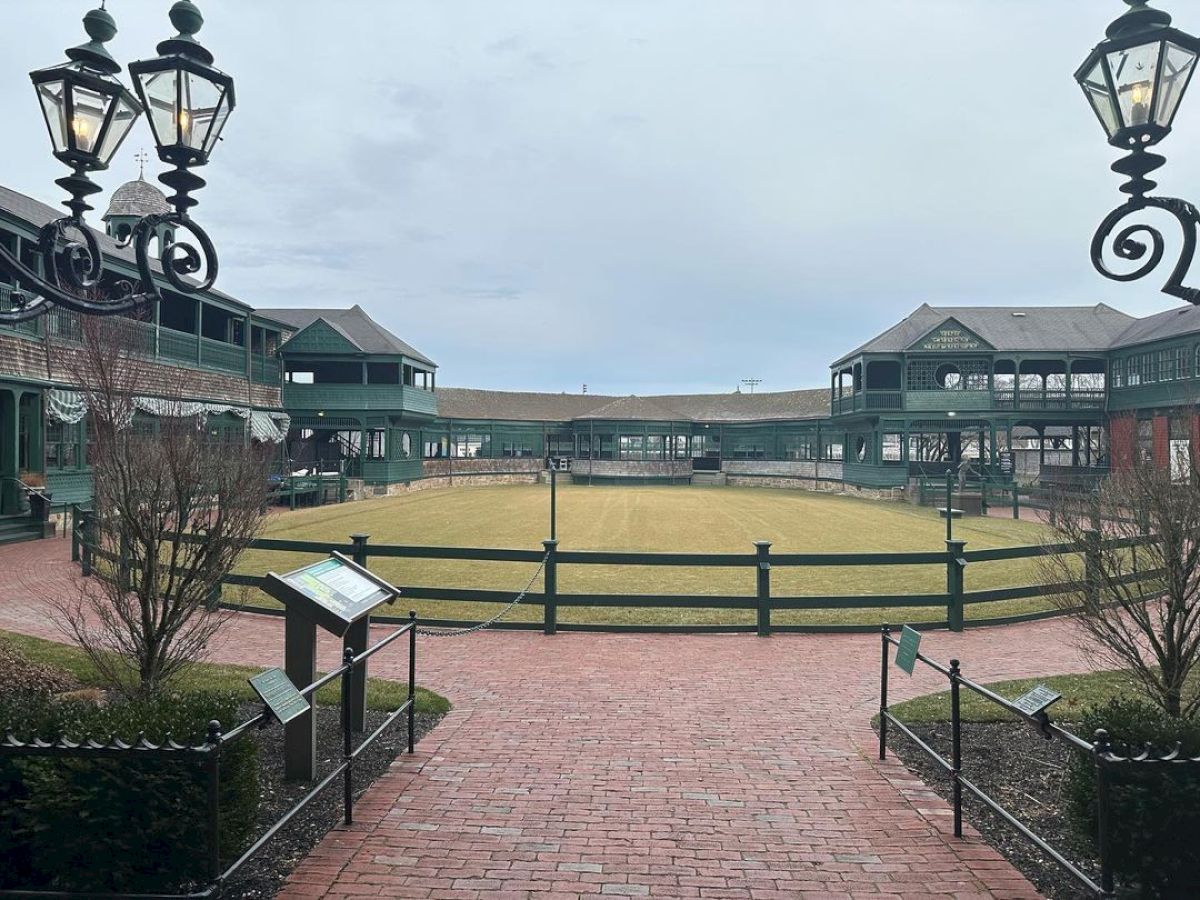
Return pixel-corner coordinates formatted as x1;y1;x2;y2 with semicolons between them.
45;420;78;470
881;433;904;464
501;439;534;457
780;434;813;460
645;435;665;460
365;429;386;460
618;435;644;459
452;433;490;458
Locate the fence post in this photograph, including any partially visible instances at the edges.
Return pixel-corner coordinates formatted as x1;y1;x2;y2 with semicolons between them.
945;472;954;542
408;610;417;754
879;625;890;760
1084;529;1102;610
754;541;772;637
949;659;963;838
946;539;967;632
1093;728;1115;897
70;503;81;562
206;720;222;884
80;509;94;576
341;645;355;825
1012;484;1020;520
543;539;558;635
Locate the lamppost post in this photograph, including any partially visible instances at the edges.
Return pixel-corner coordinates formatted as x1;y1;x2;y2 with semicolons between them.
0;1;235;325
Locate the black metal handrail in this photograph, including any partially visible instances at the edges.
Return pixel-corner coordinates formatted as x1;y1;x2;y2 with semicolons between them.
0;616;419;899
876;626;1200;898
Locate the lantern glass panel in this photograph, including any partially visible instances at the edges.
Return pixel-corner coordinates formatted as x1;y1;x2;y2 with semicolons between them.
1081;59;1120;137
35;79;68;153
1156;41;1198;127
141;68;180;147
180;70;225;153
97;93;139;165
1107;42;1161;128
70;84;113;155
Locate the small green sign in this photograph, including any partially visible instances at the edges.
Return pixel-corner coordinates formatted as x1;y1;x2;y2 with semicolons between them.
1013;684;1062;717
895;625;921;675
249;667;310;725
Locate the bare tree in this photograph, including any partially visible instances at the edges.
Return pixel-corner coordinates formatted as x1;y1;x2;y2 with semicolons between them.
57;315;271;697
1042;445;1200;718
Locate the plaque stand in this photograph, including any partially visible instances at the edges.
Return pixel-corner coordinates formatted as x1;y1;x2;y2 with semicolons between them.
284;614;318;781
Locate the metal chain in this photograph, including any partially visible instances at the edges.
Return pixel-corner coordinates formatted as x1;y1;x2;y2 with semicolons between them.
416;552;550;638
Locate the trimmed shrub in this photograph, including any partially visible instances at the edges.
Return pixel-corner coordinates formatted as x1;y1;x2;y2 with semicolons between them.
1065;698;1200;897
0;691;258;892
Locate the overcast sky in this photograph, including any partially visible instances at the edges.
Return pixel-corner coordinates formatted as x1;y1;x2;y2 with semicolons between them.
4;1;1200;394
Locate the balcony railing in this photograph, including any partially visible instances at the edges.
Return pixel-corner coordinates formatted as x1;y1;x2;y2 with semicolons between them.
282;382;437;415
831;388;1107;415
0;299;281;385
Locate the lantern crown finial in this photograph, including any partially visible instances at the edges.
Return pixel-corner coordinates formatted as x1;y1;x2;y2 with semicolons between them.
1108;1;1173;40
156;1;214;65
65;6;121;75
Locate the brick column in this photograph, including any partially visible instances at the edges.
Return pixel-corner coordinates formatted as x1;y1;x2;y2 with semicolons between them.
1153;415;1169;469
1109;415;1135;473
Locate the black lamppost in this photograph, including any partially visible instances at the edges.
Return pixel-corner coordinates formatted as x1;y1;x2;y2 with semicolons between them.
1078;1;1200;303
0;1;235;325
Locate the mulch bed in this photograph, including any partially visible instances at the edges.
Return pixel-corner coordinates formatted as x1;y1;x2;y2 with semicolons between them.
885;721;1099;900
222;702;443;899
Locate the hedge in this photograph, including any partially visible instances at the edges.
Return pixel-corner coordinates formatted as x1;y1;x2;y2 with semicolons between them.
1066;697;1200;897
0;690;258;893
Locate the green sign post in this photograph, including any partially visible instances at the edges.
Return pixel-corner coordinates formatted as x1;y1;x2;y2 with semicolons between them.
895;625;921;675
262;552;399;780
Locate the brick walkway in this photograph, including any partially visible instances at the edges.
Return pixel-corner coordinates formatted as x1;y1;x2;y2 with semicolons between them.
0;539;1094;899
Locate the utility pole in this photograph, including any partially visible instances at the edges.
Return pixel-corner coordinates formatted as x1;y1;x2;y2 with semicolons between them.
741;378;762;394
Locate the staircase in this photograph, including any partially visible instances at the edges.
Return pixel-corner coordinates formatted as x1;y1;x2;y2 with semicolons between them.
0;515;44;546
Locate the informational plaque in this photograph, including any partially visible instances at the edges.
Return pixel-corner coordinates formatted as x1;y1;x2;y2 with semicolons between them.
895;625;922;675
249;667;310;725
262;551;398;637
998;451;1015;480
1013;684;1062;717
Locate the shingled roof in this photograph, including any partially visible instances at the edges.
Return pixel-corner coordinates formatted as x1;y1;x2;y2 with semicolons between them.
435;387;829;423
266;305;437;367
833;303;1138;365
1110;303;1200;348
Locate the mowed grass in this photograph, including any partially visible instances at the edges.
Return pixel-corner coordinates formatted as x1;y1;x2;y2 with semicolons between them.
228;484;1061;627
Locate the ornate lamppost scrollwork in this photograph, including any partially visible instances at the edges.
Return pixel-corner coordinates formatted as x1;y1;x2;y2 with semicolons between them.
0;1;234;325
1076;1;1200;303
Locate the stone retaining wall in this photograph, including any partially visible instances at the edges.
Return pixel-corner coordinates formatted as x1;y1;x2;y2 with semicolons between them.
570;459;693;479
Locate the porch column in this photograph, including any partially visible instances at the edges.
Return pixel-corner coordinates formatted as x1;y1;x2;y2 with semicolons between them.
0;390;17;514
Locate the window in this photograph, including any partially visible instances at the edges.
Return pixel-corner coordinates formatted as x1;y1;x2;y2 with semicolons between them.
501;438;534;457
365;429;386;460
1137;419;1154;462
618;435;644;459
1111;359;1124;389
645;435;665;460
728;438;766;460
672;435;690;459
780;434;813;460
452;433;490;458
882;433;903;464
854;435;870;463
45;420;78;470
821;436;844;460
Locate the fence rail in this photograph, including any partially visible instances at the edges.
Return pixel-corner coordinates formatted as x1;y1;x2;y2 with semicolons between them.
0;616;418;899
73;512;1163;634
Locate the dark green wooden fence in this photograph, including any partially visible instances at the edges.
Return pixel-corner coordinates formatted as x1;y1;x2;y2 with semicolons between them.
74;511;1161;635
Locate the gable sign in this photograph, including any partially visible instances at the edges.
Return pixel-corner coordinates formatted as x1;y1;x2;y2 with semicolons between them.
910;319;993;354
280;318;360;356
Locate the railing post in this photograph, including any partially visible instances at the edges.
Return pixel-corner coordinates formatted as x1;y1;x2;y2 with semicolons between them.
946;539;967;632
408;610;417;754
341;645;355;825
949;659;963;838
206;720;222;884
345;534;372;732
879;625;890;760
945;471;954;542
542;540;558;635
70;503;80;562
1093;729;1115;897
754;541;772;637
1012;483;1020;520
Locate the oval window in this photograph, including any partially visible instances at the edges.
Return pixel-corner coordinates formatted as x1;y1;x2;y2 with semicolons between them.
855;436;868;462
936;364;962;390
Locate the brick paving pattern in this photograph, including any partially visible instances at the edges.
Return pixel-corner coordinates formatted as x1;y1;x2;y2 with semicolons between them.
0;539;1093;898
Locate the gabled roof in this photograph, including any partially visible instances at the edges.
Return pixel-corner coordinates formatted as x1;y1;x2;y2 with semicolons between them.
434;387;830;424
266;305;436;367
0;184;251;311
832;303;1137;365
1110;303;1200;349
